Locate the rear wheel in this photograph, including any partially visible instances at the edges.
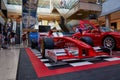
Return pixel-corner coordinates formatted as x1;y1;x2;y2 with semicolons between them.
40;38;54;58
80;37;94;47
103;36;115;49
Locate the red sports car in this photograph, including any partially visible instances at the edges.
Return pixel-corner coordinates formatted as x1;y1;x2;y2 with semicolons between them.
73;20;120;49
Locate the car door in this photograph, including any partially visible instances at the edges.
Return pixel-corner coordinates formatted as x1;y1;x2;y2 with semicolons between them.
82;31;101;46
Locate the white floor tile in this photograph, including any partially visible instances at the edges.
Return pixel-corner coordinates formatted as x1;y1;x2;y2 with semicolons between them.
41;59;49;62
104;57;120;61
0;46;20;80
70;61;93;67
44;63;52;67
37;56;42;59
36;54;41;56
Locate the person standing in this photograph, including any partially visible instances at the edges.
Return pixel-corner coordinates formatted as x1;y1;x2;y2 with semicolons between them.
0;33;2;49
75;27;79;32
3;29;8;48
10;30;16;46
60;0;66;8
22;33;27;47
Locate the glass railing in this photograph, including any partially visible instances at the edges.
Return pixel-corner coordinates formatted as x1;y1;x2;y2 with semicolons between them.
38;0;50;8
53;0;79;9
7;0;22;5
7;0;105;8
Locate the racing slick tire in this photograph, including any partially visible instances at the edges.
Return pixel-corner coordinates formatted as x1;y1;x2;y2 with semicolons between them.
100;46;110;53
80;37;94;47
31;39;38;49
103;36;116;50
40;37;54;58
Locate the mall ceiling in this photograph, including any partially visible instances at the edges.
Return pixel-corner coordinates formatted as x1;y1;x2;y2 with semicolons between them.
7;0;105;21
7;0;100;6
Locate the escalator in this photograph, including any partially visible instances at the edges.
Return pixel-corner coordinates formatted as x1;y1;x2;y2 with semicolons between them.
52;0;79;32
59;16;69;32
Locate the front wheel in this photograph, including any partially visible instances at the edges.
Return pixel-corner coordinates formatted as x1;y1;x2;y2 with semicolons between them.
80;37;94;47
103;36;115;49
40;38;54;58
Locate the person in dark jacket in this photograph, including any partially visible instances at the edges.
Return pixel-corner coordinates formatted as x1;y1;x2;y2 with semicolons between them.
22;33;27;47
2;29;8;48
10;30;16;45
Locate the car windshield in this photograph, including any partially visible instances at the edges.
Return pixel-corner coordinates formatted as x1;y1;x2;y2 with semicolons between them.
84;24;94;30
99;27;115;32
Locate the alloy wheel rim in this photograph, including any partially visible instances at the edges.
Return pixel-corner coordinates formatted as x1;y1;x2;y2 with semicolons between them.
104;37;114;49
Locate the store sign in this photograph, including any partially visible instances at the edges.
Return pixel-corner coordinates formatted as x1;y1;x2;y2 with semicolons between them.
22;0;38;29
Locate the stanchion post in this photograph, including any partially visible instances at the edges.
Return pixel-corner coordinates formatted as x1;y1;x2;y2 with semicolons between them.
109;48;112;56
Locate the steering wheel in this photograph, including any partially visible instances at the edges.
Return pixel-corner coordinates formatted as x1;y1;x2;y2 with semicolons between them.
91;29;99;33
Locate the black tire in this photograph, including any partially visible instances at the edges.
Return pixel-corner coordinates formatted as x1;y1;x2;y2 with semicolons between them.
40;37;54;58
31;43;35;49
100;46;110;53
80;37;94;47
31;40;38;49
103;36;115;49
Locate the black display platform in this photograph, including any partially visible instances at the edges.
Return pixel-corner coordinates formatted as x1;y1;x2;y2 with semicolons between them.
16;48;120;80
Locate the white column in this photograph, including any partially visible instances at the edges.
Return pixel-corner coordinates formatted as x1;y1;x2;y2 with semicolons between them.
50;0;52;9
105;14;111;27
20;21;22;43
50;0;53;11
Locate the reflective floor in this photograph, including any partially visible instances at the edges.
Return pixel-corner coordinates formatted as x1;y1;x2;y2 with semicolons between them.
0;44;120;80
0;45;21;80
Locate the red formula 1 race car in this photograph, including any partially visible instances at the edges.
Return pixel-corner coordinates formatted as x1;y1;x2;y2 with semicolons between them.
40;32;109;63
73;20;120;50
